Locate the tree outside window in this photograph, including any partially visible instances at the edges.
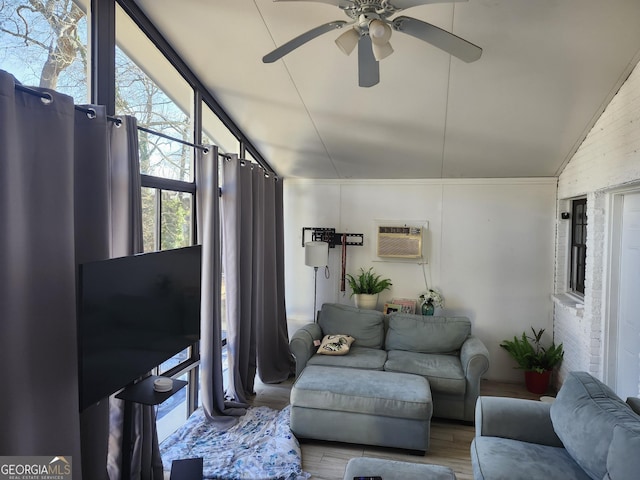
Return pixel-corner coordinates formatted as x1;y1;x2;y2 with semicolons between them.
0;0;88;101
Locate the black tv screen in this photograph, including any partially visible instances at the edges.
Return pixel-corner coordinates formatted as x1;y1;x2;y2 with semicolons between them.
78;245;202;411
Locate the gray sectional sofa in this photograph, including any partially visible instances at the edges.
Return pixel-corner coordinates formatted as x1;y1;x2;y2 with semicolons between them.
289;303;490;422
471;371;640;480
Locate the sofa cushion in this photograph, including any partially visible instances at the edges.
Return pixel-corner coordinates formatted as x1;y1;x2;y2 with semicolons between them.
604;423;640;480
384;350;465;395
318;303;385;349
316;334;355;355
308;346;387;370
550;371;640;480
471;436;591;480
385;314;471;353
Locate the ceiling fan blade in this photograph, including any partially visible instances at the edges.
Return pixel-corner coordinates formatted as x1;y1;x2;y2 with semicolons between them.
384;0;468;11
263;21;348;63
358;35;379;88
392;15;482;63
273;0;355;8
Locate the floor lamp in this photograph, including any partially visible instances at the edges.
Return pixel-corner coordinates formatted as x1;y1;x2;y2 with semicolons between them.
305;241;329;322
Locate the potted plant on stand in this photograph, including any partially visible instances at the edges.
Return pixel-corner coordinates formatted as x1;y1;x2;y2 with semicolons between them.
500;328;564;394
419;289;444;316
345;267;392;310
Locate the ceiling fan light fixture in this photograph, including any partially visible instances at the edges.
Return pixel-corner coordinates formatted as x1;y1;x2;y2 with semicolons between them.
369;19;391;43
372;41;394;61
335;27;360;55
368;19;393;60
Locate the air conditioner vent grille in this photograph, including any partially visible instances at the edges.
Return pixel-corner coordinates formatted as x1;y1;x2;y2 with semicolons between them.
377;225;422;258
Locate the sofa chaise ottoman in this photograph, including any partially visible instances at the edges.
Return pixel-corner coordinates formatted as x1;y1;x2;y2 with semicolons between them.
343;457;457;480
471;371;640;479
290;365;433;454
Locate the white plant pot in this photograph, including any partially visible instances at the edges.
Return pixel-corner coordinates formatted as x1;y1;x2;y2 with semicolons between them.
354;293;379;310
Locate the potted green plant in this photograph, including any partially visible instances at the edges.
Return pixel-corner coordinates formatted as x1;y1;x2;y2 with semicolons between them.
345;267;392;309
500;328;564;394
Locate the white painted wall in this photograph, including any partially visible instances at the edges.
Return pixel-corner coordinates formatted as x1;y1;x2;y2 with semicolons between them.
284;178;557;382
554;59;640;387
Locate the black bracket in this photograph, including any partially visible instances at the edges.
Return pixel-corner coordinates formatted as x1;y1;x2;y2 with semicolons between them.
302;227;364;248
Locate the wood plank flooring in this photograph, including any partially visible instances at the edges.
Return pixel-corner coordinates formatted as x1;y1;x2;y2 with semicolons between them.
250;376;545;480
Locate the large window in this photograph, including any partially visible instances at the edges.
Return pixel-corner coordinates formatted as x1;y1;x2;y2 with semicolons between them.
0;0;89;102
570;198;587;295
202;101;238;155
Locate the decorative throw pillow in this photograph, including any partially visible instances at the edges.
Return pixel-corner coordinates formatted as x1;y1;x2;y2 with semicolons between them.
316;334;355;355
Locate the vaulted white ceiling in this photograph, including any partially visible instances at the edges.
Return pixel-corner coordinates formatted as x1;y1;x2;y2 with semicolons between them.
133;0;640;179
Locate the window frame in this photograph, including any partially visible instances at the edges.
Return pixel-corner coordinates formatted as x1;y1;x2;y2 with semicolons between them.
569;198;587;296
92;0;272;433
141;175;196;251
140;168;199;428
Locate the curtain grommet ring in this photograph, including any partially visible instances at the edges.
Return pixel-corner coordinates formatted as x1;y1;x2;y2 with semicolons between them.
40;92;53;105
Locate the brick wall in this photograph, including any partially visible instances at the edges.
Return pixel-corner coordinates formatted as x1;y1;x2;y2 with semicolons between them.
555;59;640;386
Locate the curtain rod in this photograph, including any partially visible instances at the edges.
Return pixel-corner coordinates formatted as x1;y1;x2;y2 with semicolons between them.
135;124;209;153
14;83;246;164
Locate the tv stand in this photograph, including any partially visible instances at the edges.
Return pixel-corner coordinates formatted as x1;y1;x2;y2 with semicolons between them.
116;375;188;480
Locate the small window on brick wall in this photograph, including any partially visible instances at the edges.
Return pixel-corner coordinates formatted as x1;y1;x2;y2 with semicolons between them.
570;198;587;295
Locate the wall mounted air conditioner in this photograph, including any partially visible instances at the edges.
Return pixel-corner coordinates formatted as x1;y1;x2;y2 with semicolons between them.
377;225;423;259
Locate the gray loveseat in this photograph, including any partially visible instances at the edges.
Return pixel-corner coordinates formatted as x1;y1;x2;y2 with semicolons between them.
471;371;640;480
289;303;490;422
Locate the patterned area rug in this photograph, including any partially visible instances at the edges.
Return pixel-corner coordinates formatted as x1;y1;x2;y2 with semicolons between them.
160;405;309;480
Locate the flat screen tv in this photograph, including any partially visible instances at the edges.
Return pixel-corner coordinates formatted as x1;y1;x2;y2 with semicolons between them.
78;245;202;411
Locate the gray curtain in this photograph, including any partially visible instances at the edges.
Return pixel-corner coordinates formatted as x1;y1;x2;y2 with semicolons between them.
0;69;82;479
257;175;293;381
76;113;161;480
105;116;162;480
0;69;160;480
196;147;247;422
221;155;294;404
75;104;113;480
74;111;159;480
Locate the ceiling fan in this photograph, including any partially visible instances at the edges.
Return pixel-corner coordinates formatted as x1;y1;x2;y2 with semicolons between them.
262;0;482;87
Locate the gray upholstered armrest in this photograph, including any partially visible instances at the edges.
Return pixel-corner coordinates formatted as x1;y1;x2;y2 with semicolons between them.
289;323;322;376
459;335;490;422
475;396;564;447
460;335;490;378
